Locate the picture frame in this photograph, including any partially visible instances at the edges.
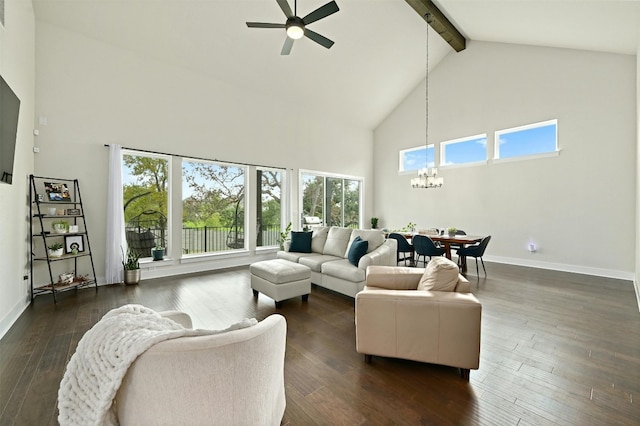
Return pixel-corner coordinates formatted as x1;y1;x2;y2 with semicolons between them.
66;208;81;216
64;235;84;254
44;182;71;202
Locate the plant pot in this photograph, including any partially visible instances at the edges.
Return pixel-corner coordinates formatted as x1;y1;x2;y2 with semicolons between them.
124;269;141;285
151;248;165;261
48;248;63;258
52;224;67;234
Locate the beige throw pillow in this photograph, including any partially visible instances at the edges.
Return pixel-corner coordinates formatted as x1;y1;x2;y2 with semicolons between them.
417;257;460;292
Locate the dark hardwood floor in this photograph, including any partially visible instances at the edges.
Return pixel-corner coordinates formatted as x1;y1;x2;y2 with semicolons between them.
1;263;638;425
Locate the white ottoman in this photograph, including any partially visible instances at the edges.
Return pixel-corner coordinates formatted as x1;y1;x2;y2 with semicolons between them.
250;259;311;307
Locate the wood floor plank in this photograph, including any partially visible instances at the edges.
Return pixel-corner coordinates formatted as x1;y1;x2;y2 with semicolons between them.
1;263;639;425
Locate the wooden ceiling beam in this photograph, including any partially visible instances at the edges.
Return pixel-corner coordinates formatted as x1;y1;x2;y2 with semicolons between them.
405;0;466;52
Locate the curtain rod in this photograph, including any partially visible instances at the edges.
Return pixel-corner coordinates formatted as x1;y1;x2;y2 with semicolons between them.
104;144;288;170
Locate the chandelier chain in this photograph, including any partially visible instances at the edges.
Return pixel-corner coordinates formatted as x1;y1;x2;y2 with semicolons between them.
425;13;429;166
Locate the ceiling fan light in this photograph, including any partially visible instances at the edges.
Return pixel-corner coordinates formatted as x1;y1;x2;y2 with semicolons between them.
286;24;304;39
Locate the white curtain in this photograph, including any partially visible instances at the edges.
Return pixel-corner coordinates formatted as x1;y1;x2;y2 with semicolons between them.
105;144;126;284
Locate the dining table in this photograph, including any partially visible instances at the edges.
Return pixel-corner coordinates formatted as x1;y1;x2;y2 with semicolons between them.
391;232;484;274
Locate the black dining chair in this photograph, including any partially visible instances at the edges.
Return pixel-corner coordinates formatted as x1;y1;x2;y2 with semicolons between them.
412;235;445;267
450;229;467;252
456;236;491;276
388;233;415;266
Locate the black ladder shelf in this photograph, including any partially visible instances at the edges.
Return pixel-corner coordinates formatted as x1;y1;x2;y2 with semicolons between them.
29;175;98;303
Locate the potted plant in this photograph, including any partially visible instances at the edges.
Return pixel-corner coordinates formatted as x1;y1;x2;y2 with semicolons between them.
52;220;69;234
447;227;457;237
151;245;165;261
48;242;64;258
277;222;292;250
371;217;379;229
122;246;141;285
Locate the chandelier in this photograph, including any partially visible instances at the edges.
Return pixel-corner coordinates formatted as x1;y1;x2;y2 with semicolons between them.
411;13;443;189
411;167;443;188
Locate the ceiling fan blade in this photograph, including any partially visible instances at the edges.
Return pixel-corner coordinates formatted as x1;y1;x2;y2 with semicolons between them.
281;37;294;55
302;1;339;25
304;29;334;49
276;0;294;18
246;22;286;28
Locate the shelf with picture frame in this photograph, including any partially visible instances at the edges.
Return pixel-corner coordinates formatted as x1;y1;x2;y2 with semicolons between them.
29;175;97;303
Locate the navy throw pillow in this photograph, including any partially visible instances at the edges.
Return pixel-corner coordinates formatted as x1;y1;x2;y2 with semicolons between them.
289;231;312;253
348;236;369;266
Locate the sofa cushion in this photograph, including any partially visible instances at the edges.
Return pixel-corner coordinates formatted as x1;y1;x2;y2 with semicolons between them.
346;229;385;255
323;227;353;257
348;236;369;266
289;231;312;253
417;257;459;292
277;250;311;263
322;259;366;283
298;254;342;272
311;227;330;253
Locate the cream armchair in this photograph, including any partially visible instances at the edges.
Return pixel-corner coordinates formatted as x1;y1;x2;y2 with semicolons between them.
355;265;482;380
115;313;287;425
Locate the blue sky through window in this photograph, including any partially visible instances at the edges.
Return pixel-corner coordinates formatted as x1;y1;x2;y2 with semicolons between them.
400;145;435;172
496;120;557;159
441;135;487;165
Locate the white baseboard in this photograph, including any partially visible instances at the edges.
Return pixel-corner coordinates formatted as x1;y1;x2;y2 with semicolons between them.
484;255;635;281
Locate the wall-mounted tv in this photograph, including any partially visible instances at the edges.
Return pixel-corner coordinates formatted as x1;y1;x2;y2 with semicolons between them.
0;75;20;185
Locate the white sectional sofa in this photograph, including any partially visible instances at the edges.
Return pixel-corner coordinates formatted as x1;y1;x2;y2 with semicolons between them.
277;226;397;297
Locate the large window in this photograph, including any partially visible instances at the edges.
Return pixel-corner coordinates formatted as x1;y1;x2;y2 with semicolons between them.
182;160;246;254
495;119;558;160
301;172;361;229
399;145;435;173
123;152;170;259
257;168;282;247
441;134;487;166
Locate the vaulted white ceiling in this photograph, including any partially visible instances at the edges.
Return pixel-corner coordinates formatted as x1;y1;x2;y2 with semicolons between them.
33;0;640;129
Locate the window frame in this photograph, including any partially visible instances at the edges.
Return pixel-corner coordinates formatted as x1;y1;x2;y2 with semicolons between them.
494;119;559;163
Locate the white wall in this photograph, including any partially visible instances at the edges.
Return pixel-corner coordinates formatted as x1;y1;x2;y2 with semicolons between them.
374;41;636;279
0;0;35;338
33;22;373;283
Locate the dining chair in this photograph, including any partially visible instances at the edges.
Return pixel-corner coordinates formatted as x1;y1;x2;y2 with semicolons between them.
456;236;492;276
388;233;414;266
412;235;445;267
450;229;467;252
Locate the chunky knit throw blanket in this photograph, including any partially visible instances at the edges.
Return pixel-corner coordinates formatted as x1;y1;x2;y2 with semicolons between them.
57;304;257;426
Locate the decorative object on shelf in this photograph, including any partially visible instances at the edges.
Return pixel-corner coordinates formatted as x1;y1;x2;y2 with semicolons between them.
66;208;81;215
122;246;141;285
65;235;84;254
44;181;71;201
59;272;74;285
52;220;69;234
411;15;444;190
151;246;165;261
47;207;57;215
447;227;457;237
68;225;79;233
37;194;44;202
370;217;379;229
277;222;292;250
48;242;64;258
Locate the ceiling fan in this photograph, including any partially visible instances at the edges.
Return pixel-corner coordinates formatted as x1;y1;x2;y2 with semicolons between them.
246;0;340;55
